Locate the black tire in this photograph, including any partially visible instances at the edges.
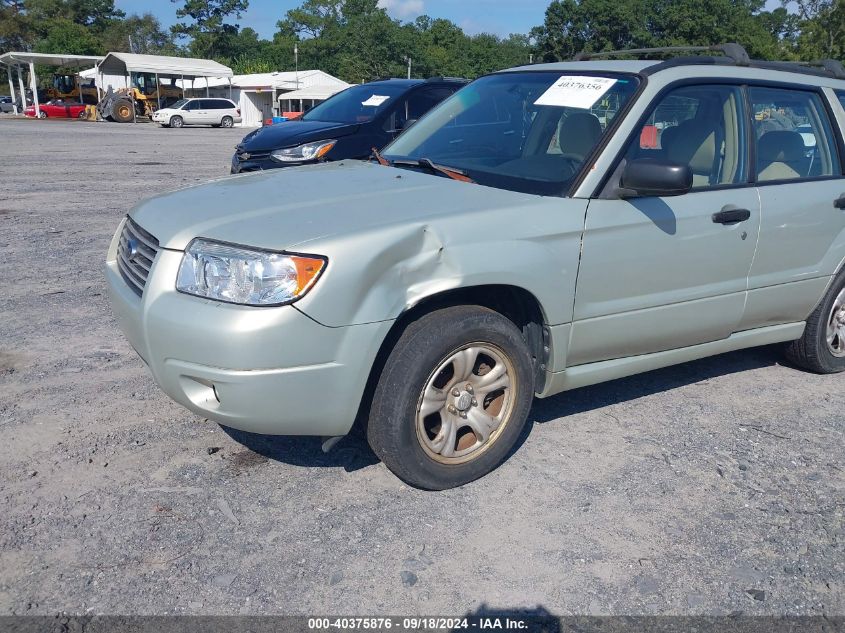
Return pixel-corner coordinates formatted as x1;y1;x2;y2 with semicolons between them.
221;116;234;128
160;123;170;128
112;100;134;123
170;115;184;128
38;111;47;119
366;306;535;490
785;267;845;373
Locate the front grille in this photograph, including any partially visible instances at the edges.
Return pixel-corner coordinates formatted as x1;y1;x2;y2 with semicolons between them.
237;149;271;162
117;217;160;296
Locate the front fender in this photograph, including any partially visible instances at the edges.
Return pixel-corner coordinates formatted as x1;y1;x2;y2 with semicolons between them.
293;198;588;328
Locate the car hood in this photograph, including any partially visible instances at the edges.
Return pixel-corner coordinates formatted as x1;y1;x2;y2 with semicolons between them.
130;161;540;252
239;120;360;151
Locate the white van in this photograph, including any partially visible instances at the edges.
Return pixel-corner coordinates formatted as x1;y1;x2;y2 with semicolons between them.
152;98;242;128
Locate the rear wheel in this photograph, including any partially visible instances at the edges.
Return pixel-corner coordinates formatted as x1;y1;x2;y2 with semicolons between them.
112;100;134;123
366;306;535;490
786;268;845;373
221;116;234;128
170;115;184;129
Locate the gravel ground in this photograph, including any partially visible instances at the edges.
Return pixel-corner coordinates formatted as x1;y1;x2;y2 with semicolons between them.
0;117;843;618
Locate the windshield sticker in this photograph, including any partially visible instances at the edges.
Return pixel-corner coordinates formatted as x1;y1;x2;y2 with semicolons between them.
362;95;390;107
534;76;617;109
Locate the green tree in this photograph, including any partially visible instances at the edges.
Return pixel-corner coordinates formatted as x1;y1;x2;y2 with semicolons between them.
531;0;788;62
25;0;125;30
100;12;175;54
0;0;33;51
32;17;103;54
791;0;845;60
170;0;249;58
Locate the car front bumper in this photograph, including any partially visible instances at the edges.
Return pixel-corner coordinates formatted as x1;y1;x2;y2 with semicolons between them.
104;218;392;436
230;153;296;174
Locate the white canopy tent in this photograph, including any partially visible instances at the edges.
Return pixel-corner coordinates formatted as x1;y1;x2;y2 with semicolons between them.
0;52;104;115
96;52;234;115
279;83;351;113
179;70;349;126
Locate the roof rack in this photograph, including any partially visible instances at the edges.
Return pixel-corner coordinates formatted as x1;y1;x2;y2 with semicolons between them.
790;59;845;79
572;43;845;81
426;76;470;83
574;43;751;65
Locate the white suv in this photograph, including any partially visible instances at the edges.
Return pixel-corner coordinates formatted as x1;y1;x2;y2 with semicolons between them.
152;98;242;129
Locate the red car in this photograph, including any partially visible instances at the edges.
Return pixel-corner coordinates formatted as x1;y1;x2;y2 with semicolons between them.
25;100;87;119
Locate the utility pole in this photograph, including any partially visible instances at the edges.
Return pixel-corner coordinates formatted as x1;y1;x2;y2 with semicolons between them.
404;56;412;79
294;43;299;88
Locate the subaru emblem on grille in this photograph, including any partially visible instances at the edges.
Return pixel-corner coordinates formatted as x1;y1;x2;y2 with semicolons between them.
127;238;141;263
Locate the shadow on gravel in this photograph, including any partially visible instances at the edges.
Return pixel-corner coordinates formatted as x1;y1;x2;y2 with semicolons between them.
531;344;785;424
222;345;785;473
220;424;378;472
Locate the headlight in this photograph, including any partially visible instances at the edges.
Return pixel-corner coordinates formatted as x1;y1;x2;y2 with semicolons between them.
270;139;336;163
176;239;326;306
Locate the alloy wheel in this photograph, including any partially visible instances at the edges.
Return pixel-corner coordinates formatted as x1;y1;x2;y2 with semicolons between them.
827;287;845;357
415;343;516;465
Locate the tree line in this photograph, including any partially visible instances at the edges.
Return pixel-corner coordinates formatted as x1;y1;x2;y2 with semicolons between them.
1;0;844;84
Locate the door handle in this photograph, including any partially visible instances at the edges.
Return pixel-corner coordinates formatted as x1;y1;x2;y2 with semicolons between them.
712;207;751;225
834;194;845;209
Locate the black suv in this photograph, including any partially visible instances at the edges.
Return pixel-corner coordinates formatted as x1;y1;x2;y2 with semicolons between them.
231;77;468;173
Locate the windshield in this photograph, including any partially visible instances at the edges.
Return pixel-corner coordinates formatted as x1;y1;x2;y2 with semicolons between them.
53;75;75;93
170;99;189;110
383;72;639;196
301;83;410;124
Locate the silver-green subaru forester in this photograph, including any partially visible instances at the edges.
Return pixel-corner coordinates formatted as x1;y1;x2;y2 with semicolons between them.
106;44;845;489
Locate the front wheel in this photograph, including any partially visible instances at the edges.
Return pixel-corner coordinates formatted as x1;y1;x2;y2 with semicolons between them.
220;116;234;128
366;306;535;490
786;268;845;373
38;111;47;118
170;115;184;128
111;100;134;123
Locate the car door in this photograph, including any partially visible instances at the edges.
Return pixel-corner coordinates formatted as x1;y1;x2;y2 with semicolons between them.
179;100;200;124
739;85;845;330
195;99;215;124
569;83;761;366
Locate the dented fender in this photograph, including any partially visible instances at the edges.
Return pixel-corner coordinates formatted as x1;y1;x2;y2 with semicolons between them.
292;197;589;329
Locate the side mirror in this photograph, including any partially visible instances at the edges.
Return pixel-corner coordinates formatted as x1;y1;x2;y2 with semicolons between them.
618;158;692;198
402;118;418;130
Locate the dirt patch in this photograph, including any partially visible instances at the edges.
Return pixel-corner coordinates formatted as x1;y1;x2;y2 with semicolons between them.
226;449;269;473
0;350;26;373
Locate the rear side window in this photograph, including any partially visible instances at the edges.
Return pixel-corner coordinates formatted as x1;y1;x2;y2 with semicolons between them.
625;84;748;188
750;86;840;182
211;100;234;110
384;86;456;132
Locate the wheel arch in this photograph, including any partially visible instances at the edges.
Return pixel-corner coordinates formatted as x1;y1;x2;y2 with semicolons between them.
352;284;550;432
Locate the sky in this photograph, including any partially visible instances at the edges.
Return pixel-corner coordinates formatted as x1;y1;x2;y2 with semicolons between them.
113;0;554;39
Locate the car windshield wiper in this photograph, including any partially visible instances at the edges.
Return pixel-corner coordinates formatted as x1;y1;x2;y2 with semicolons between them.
392;157;476;184
370;146;390;166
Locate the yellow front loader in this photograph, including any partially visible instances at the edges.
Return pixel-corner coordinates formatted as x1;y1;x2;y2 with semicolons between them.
97;73;183;123
47;74;99;105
